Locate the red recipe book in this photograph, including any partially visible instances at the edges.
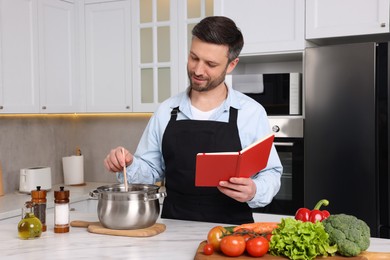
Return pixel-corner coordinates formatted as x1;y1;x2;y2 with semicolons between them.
195;133;275;187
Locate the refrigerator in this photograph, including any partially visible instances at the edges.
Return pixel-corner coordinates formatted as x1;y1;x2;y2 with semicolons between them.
305;42;390;238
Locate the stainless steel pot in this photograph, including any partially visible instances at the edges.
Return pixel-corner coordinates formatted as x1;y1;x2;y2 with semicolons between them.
90;183;166;230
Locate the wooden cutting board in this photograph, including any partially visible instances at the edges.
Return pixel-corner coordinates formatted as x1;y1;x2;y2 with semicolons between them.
194;241;390;260
70;220;166;237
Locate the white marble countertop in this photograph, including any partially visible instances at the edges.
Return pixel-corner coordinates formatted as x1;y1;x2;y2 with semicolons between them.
0;211;389;260
0;183;389;259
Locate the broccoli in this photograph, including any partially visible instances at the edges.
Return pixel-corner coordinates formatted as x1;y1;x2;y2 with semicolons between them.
322;214;370;257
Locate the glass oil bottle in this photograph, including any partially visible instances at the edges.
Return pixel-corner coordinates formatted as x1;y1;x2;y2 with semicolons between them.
18;201;42;239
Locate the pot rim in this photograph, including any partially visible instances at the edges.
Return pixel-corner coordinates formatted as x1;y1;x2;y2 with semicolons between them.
96;183;160;193
91;183;165;201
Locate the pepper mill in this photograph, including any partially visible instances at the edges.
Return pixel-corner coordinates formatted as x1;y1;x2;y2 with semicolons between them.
31;186;47;232
54;186;70;233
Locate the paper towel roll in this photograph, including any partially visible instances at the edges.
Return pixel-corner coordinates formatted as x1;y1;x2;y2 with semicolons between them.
62;155;84;185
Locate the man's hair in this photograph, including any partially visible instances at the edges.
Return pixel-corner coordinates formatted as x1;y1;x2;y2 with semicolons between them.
192;16;244;62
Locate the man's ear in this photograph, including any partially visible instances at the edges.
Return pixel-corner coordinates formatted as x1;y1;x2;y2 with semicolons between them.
227;58;239;74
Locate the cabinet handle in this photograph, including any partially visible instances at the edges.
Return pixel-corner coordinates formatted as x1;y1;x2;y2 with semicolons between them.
381;22;386;27
42;106;47;110
274;142;294;147
0;106;3;110
126;106;130;109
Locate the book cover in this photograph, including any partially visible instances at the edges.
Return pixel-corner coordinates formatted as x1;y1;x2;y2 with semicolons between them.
195;133;275;187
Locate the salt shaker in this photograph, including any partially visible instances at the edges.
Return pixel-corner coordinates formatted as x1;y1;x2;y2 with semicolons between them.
54;186;70;233
31;186;47;232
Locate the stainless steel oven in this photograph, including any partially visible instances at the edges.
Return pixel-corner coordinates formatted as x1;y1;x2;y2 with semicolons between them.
253;117;304;215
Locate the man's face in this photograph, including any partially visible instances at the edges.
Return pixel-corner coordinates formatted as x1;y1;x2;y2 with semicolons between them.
187;37;237;92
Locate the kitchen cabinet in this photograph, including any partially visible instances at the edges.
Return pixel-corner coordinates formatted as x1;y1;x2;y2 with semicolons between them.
84;0;132;112
306;0;390;40
37;0;83;113
0;0;213;113
0;0;82;114
84;0;212;112
0;0;40;113
213;0;306;56
132;0;180;112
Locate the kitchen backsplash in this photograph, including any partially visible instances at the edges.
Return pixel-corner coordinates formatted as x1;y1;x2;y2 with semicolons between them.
0;114;151;194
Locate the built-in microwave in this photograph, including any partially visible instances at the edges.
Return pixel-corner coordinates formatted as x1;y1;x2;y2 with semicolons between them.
230;73;302;116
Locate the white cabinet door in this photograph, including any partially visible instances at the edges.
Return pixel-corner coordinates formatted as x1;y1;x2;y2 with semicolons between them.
85;0;132;112
0;0;81;114
38;0;83;113
214;0;305;55
131;0;179;112
306;0;390;39
0;0;40;113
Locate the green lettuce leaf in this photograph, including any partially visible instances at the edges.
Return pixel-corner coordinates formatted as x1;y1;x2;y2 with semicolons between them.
269;218;337;260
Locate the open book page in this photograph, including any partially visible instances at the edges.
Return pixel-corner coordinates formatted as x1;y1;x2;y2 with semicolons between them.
237;133;275;178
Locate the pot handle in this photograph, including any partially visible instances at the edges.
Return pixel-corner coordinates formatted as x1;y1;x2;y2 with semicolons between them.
144;191;167;201
89;189;99;200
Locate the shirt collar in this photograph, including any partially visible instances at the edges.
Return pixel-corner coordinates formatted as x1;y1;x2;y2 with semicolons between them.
168;83;242;117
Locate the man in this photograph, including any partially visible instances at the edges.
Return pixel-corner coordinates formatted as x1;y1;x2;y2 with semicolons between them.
104;16;282;225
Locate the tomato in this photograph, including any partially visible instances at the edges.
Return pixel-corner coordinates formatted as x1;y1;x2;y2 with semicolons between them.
265;233;273;241
207;226;226;252
246;236;270;257
220;235;246;257
203;243;214;255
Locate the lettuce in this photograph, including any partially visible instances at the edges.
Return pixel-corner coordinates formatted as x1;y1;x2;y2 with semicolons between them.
269;218;337;260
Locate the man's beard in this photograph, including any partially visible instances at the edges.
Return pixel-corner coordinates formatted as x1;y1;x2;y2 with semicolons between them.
187;68;227;92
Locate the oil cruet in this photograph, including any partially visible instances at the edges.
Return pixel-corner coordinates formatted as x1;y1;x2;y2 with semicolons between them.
17;201;42;239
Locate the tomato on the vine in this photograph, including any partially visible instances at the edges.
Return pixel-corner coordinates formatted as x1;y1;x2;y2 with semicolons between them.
233;228;254;242
265;233;273;241
207;226;227;252
203;243;214;255
220;235;246;257
246;236;269;257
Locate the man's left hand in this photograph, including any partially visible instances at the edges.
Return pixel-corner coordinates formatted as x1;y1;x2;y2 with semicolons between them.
217;177;256;202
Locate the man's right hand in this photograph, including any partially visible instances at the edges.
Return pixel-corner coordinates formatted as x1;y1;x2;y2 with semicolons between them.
104;146;133;173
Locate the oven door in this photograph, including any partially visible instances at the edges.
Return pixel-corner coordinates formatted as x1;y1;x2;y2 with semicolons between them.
253;137;304;215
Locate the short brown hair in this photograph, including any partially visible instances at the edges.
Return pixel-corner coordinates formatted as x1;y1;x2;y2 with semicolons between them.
192;16;244;62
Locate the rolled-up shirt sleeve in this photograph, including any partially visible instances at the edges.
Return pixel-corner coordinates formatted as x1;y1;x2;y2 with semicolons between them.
247;145;283;208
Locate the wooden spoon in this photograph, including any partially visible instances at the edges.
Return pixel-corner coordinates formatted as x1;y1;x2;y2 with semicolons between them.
122;148;128;192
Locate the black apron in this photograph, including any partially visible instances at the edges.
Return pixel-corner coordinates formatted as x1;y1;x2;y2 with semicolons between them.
161;106;254;225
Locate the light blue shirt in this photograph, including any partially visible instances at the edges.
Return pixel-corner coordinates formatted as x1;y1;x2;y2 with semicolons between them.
118;85;283;208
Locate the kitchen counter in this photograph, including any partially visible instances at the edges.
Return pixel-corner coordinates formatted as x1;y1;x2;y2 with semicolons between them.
0;183;389;259
0;182;109;221
1;212;389;260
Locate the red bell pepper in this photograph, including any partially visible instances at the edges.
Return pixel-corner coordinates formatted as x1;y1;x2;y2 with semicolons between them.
295;199;330;223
